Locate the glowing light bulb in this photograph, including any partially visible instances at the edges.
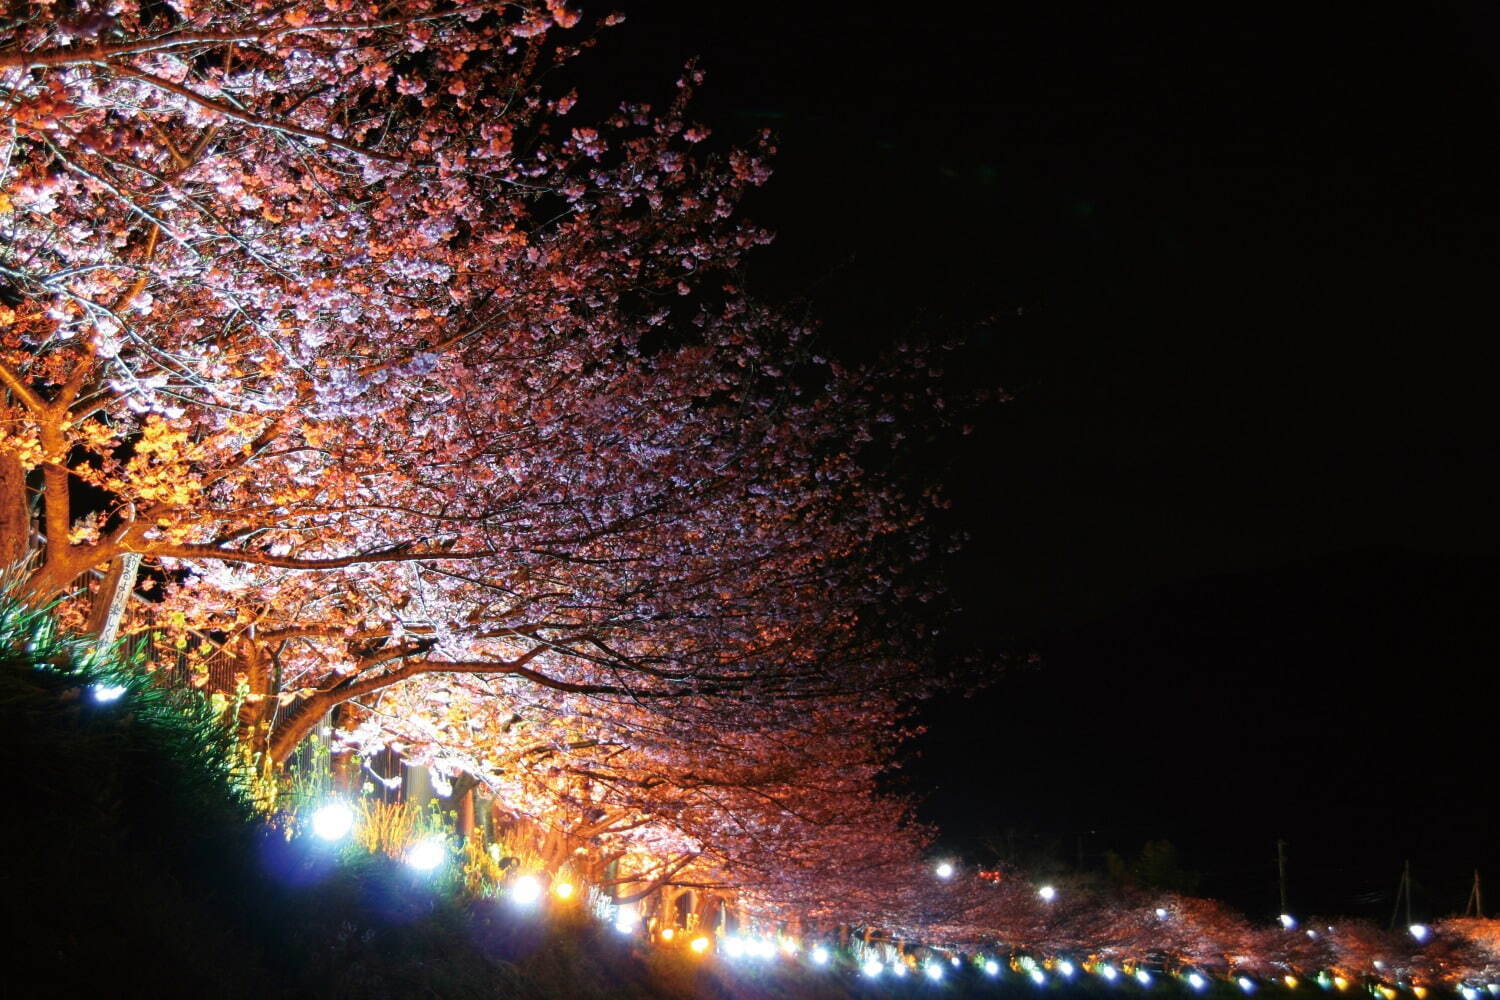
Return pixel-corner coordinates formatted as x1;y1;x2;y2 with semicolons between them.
1412;988;1427;999
1334;976;1349;991
553;881;575;900
614;905;638;934
1137;969;1153;987
1189;973;1208;991
660;927;675;942
985;959;1001;976
951;955;961;967
811;945;830;966
1059;961;1076;977
863;958;884;978
405;838;445;871
510;874;542;905
1100;964;1118;981
690;936;711;955
1460;988;1478;1000
1281;914;1298;930
780;937;799;956
1238;977;1256;993
1157;908;1170;919
927;962;945;981
1032;969;1047;985
1410;924;1430;942
92;684;127;702
723;936;745;958
936;861;955;879
893;962;908;977
310;801;354;842
1286;977;1300;989
1039;885;1057;902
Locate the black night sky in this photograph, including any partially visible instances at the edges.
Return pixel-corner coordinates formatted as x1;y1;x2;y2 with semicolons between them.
584;3;1500;921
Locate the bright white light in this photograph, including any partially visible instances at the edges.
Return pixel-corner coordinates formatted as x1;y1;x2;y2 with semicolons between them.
1137;969;1153;987
1280;914;1298;930
1189;973;1208;991
553;881;575;900
1239;977;1257;993
1307;930;1319;939
926;962;945;981
1484;986;1497;997
1100;963;1118;981
723;936;745;958
614;905;639;934
1032;969;1047;985
749;938;776;959
310;802;355;842
936;861;955;879
1460;989;1478;1000
92;684;126;702
951;955;961;967
1410;924;1430;942
811;946;830;966
1039;885;1057;902
690;936;711;955
863;958;884;978
1059;961;1076;977
1374;962;1385;971
511;874;542;905
985;959;1001;976
780;937;798;956
406;838;446;872
1156;907;1169;919
893;962;908;977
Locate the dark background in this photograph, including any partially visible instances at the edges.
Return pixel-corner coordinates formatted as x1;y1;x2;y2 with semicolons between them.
578;3;1500;920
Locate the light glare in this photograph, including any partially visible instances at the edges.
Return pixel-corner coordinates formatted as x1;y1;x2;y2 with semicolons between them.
1039;885;1057;901
811;945;830;966
936;861;955;879
92;684;126;702
310;802;355;842
511;875;542;905
406;838;445;871
863;958;884;978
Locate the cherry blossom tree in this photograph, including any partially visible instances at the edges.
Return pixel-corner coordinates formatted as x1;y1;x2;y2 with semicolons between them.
1;0;961;921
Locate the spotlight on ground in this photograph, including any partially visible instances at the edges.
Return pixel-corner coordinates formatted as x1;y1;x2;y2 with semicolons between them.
310;802;355;842
511;874;542;905
405;838;446;872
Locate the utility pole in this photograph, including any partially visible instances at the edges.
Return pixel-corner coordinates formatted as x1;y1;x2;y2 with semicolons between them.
1277;839;1289;916
1390;860;1413;931
1465;869;1484;918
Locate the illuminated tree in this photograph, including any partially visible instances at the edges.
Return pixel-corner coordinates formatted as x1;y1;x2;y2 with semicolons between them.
0;0;956;918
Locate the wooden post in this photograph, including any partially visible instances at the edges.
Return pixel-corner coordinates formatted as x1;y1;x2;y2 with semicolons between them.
85;552;141;645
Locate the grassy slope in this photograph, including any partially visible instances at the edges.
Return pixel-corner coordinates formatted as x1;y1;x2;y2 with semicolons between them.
3;600;1240;1000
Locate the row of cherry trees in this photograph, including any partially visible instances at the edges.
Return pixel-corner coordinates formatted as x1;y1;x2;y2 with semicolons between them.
1;0;958;917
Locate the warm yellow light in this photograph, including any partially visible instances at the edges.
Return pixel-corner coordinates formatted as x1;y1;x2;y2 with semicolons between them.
690;936;711;955
1334;977;1349;991
554;881;575;900
780;938;799;955
1380;987;1398;1000
1286;977;1299;989
660;928;675;941
1413;989;1427;999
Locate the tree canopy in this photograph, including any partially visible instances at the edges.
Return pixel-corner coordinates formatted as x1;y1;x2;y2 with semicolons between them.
0;0;959;917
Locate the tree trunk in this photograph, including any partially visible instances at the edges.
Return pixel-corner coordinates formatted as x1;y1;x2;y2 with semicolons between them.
0;451;32;571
